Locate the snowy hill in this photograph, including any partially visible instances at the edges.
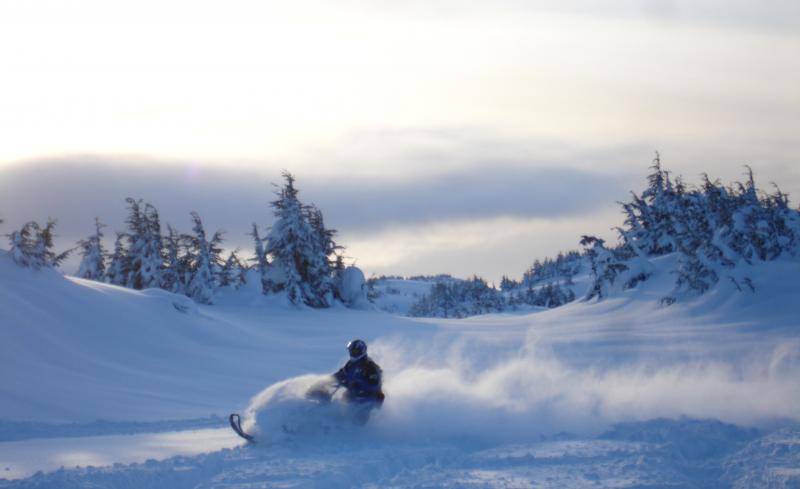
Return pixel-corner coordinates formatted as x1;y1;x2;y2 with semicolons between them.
0;250;430;423
1;250;799;486
367;276;443;314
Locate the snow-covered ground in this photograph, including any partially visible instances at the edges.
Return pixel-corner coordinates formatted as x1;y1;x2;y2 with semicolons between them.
1;250;799;487
367;276;437;315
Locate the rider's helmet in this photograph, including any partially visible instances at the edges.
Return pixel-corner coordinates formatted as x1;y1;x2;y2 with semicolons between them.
347;339;367;360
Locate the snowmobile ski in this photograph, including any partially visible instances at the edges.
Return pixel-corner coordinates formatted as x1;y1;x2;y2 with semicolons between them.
229;413;255;442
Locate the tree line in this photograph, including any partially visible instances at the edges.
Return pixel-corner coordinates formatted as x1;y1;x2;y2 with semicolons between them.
3;172;356;307
581;154;800;304
405;156;800;317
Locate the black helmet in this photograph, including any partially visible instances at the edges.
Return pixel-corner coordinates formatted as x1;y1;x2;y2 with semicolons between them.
347;339;367;360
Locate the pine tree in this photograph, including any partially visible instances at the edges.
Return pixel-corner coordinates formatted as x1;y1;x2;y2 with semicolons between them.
76;217;107;280
306;205;340;305
123;198;164;289
500;275;517;292
105;232;129;285
7;222;37;267
160;225;186;294
7;220;71;269
332;254;347;300
184;212;224;304
249;223;269;293
580;235;628;301
264;172;323;306
220;250;247;289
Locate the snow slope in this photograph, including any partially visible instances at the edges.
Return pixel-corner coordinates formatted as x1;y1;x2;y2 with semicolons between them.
0;251;431;423
1;250;799;487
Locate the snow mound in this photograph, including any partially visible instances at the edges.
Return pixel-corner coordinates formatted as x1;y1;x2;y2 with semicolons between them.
337;266;368;307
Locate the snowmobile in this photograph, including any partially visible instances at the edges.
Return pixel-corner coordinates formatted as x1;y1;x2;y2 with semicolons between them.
229;377;344;443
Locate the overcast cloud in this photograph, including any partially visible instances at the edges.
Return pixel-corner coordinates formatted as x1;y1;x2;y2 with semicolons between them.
0;153;632;278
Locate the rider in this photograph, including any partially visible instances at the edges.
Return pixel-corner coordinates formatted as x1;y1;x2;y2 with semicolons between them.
333;339;385;420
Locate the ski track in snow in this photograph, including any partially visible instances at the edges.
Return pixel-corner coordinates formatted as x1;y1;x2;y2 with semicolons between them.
1;251;800;487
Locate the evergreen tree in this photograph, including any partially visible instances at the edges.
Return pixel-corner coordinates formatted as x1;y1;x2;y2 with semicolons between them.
306;205;340;304
123;198;163;289
220;250;247;289
580;235;629;301
105;232;129;286
7;222;37;267
7;220;70;269
500;275;518;292
332;254;349;301
409;277;506;318
622;153;679;256
184;212;224;304
76;217;107;280
265;172;326;306
249;223;269;293
160;225;186;294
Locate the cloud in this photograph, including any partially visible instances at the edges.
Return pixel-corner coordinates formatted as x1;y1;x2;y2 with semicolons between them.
0;153;630;244
304;165;628;230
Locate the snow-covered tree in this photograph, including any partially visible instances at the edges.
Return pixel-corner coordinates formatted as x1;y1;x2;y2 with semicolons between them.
265;172;329;307
522;282;575;308
105;232;129;286
521;251;582;288
123;199;163;289
7;220;71;269
249;223;269;293
7;222;37;267
499;275;518;292
409;276;505;318
160;225;188;294
76;217;107;280
581;235;629;301
609;159;800;304
620;153;680;256
184;212;224;304
220;250;247;289
306;205;340;304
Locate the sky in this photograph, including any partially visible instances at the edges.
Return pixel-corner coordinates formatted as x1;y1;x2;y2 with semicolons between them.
1;0;799;282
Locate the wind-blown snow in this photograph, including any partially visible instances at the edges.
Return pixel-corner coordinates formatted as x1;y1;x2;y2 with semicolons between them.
1;249;799;486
